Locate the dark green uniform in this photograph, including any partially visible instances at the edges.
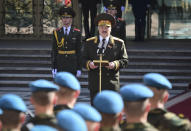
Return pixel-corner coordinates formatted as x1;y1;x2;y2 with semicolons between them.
148;108;191;131
121;122;158;131
111;17;126;45
51;26;82;75
82;36;128;103
100;126;121;131
21;114;59;131
54;104;71;115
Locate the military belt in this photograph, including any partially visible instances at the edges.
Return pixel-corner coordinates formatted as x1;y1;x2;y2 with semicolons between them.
58;50;76;55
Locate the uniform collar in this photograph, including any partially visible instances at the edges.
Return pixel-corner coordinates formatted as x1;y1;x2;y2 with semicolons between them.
63;26;71;35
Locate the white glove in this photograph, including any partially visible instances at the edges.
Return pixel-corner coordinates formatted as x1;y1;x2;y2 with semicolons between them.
103;6;107;12
52;69;57;78
121;6;125;11
76;70;81;77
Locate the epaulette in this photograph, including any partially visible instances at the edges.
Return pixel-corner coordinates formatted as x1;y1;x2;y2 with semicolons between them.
113;36;124;43
56;27;62;31
86;36;97;42
150;108;167;114
74;28;80;32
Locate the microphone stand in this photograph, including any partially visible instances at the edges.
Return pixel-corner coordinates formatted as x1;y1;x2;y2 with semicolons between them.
97;47;105;93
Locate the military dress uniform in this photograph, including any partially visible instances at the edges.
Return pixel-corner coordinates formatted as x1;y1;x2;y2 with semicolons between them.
148;108;191;131
82;13;128;103
83;35;128;103
51;27;82;75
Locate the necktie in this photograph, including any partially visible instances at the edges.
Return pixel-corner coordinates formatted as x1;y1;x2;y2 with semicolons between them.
65;28;68;35
102;39;106;49
101;39;106;54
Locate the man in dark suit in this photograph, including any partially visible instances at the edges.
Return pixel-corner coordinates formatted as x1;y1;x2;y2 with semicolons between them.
51;6;82;77
78;0;101;39
103;0;126;18
129;0;150;41
105;0;126;45
82;13;128;104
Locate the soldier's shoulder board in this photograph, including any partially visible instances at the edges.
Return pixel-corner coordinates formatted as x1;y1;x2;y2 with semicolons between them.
74;28;80;32
86;36;97;42
56;27;62;31
113;36;124;43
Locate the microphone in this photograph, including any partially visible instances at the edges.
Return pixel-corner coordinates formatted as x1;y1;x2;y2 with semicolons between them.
97;42;105;54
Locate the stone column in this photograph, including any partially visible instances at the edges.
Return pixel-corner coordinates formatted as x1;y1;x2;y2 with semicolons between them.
72;0;82;30
0;0;5;38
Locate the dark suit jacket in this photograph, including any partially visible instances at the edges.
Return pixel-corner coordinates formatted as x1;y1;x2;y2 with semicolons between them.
51;26;82;74
82;35;128;92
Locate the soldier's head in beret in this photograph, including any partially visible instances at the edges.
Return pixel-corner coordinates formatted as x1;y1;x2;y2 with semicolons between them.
29;79;59;112
59;6;75;27
31;125;58;131
57;109;87;131
93;90;124;128
73;103;101;131
120;84;153;121
54;72;81;108
95;13;115;38
143;73;172;110
0;94;27;130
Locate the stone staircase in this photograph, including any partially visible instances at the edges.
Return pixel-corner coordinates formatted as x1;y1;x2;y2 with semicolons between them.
0;40;191;109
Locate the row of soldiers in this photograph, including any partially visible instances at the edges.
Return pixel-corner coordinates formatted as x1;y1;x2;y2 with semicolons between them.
0;72;191;131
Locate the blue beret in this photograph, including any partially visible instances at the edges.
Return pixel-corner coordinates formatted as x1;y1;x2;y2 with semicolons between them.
29;79;59;92
0;108;3;115
57;110;87;131
31;125;58;131
73;103;102;122
93;90;124;114
54;72;81;91
143;73;172;90
120;83;153;101
0;94;27;112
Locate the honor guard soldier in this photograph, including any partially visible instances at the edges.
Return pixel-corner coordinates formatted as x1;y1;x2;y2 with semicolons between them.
143;73;191;131
93;90;124;131
103;0;126;18
82;13;128;104
51;6;82;78
73;103;102;131
105;0;126;45
21;79;60;131
120;84;158;131
56;109;87;131
78;0;101;39
54;72;81;114
129;0;150;41
0;94;27;131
